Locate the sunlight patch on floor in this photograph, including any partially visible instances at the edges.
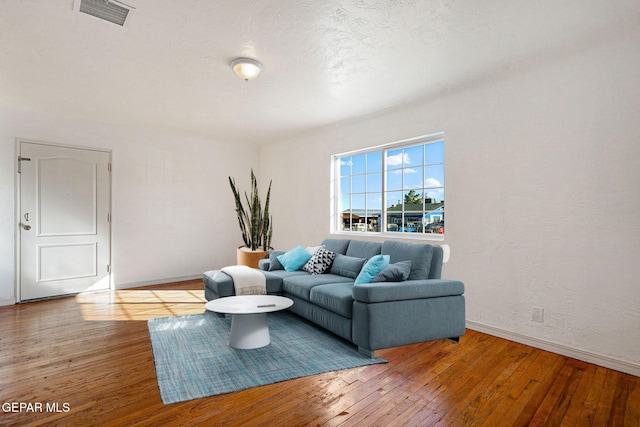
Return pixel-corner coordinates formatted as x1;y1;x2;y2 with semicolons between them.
76;289;207;321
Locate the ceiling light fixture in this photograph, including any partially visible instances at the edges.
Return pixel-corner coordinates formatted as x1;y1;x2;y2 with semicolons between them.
230;58;263;81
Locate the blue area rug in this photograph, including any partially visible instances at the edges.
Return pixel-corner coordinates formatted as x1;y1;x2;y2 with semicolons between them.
148;310;386;404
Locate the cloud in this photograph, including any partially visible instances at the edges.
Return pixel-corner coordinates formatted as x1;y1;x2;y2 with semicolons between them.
424;178;444;201
424;189;444;202
390;167;418;175
386;152;409;166
424;177;442;187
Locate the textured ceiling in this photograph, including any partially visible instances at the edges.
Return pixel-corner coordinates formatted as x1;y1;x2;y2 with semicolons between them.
1;0;638;145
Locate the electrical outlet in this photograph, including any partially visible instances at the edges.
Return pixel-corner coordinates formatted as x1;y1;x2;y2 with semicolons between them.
532;306;544;323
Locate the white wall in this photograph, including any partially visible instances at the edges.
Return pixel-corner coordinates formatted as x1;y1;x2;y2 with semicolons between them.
261;28;640;371
0;106;259;303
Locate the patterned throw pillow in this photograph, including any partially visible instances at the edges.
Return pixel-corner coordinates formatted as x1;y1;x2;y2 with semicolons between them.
302;247;336;275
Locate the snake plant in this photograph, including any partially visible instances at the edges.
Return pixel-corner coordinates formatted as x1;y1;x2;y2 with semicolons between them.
228;169;273;251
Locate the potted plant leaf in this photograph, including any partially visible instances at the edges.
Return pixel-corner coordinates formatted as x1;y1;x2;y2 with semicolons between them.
228;169;273;268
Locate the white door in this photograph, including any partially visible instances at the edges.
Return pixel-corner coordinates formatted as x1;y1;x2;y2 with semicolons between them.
18;141;111;301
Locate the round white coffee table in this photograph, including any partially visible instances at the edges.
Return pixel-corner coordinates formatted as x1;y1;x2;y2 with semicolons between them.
204;295;293;349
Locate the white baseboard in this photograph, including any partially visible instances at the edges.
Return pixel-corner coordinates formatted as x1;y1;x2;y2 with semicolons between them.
0;277;202;304
0;297;16;306
115;274;202;290
466;320;640;378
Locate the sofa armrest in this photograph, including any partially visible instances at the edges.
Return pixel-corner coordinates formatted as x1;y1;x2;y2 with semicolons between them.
259;250;286;271
352;279;464;303
258;259;270;271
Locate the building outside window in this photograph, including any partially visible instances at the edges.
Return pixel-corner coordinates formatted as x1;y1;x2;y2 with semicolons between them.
333;133;445;239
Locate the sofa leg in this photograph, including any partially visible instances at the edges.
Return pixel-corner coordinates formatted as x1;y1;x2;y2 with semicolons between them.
358;347;375;358
447;337;460;343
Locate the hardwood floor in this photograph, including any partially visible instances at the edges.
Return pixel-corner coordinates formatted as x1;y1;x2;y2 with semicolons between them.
1;280;638;426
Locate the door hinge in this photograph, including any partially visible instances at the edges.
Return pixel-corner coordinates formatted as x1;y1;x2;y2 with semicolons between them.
107;213;111;223
107;264;111;273
17;156;31;174
108;163;112;172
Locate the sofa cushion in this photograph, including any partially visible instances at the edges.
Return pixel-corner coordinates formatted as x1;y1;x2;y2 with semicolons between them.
257;271;288;293
346;240;382;260
277;245;312;272
263;270;308;280
321;238;350;255
310;283;355;318
330;254;367;279
283;274;353;301
353;279;465;303
355;255;390;284
382;241;433;280
372;260;412;282
302;247;336;275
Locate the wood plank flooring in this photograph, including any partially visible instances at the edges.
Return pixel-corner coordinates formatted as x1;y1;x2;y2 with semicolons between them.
0;280;638;426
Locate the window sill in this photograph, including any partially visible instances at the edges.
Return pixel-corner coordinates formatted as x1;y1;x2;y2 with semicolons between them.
331;230;445;242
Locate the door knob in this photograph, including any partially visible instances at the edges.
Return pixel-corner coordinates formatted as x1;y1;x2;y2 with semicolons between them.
20;223;31;231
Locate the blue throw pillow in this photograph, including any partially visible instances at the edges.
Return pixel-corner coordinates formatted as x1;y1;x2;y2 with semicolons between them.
355;255;390;284
277;245;312;272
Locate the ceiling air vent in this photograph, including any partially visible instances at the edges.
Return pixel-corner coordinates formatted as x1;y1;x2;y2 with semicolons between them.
74;0;135;27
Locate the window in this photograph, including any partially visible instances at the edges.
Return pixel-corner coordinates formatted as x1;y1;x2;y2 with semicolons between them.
333;133;445;239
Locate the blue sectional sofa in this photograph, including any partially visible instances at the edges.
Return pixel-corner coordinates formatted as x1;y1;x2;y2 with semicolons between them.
203;238;465;357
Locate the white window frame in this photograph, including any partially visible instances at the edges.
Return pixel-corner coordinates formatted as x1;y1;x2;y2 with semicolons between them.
330;132;445;241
